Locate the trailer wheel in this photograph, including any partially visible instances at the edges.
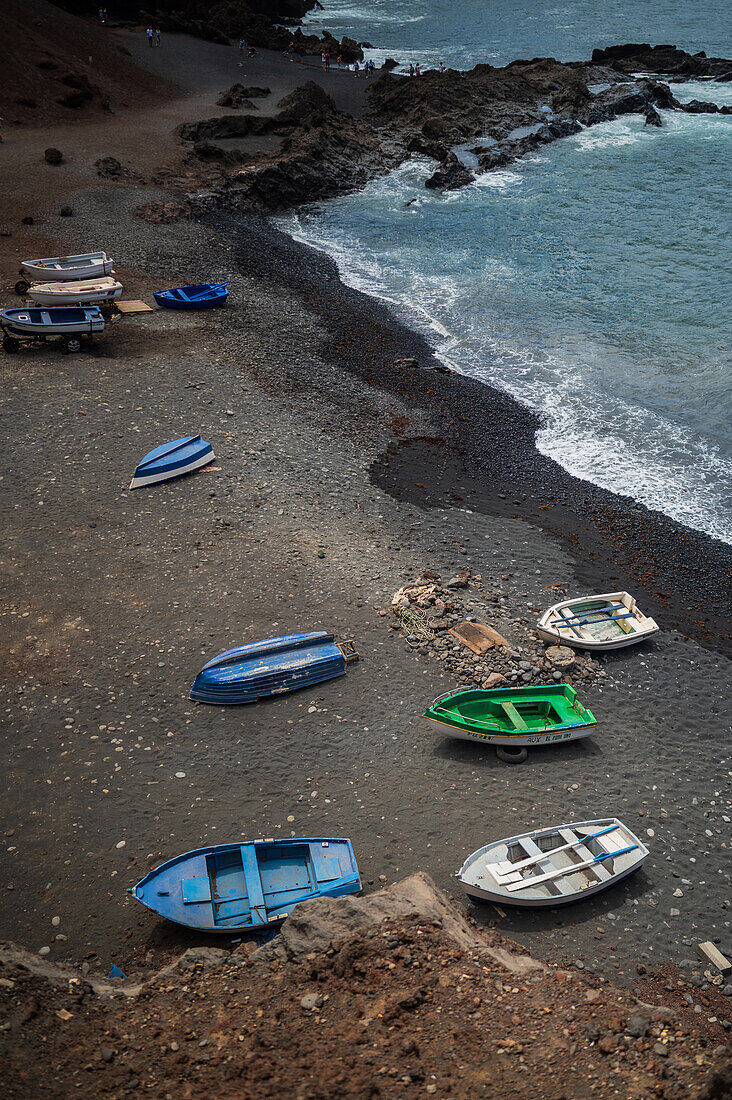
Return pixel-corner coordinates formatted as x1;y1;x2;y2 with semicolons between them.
14;280;29;296
2;335;20;353
496;745;528;765
64;335;82;354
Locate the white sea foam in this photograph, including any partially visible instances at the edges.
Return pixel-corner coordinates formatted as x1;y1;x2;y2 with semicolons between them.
281;115;731;545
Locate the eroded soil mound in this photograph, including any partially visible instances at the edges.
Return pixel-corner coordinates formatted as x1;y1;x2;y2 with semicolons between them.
0;874;729;1098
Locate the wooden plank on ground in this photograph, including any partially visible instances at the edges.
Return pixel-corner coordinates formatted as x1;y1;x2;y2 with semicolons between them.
449;621;510;655
115;300;153;314
697;941;732;974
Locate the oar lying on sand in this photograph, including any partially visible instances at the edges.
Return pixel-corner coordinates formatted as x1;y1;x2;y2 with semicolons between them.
505;844;639;893
490;824;621;882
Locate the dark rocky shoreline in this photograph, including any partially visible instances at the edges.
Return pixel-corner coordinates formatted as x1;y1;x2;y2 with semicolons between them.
223;210;732;657
172;44;732;214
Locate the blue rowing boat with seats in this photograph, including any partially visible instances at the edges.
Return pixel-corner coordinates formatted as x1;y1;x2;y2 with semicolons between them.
129;434;214;489
190;631;356;704
153;282;229;310
130;838;361;931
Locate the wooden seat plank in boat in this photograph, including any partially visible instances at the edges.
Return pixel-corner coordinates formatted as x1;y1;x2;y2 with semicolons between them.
500;701;529;731
558;827;612;885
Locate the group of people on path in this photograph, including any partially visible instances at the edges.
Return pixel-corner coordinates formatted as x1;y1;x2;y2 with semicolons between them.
146;26;162;47
287;40;307;63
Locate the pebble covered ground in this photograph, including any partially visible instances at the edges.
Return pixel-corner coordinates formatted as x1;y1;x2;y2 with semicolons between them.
0;186;730;1008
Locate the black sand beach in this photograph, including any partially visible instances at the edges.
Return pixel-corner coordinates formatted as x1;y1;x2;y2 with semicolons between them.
0;15;730;993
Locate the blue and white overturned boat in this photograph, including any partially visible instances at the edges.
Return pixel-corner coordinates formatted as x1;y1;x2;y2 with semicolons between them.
130;837;361;931
153;283;229;310
129;434;214;489
190;631;355;704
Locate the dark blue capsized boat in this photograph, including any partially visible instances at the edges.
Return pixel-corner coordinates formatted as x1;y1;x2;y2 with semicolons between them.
190;631;353;704
153;283;229;310
129;434;214;489
130;838;360;931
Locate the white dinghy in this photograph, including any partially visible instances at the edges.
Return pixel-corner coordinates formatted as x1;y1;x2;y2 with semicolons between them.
456;818;648;908
536;591;659;651
26;277;123;307
20;251;115;283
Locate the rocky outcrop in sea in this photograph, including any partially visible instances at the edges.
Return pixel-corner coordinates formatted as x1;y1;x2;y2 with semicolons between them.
174;43;732;216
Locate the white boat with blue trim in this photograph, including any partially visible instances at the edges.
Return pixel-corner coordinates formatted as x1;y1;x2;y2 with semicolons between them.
21;251;115;283
1;306;105;337
456;818;648;908
536;591;659;651
129;434;214;489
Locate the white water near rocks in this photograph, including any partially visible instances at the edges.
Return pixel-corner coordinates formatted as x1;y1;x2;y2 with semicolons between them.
287;5;732;542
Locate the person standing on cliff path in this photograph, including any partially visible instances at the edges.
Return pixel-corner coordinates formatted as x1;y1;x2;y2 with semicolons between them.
146;26;153;46
288;41;295;62
337;54;342;70
155;28;161;46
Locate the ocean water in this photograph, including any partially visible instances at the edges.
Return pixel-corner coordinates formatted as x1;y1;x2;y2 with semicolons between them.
304;0;732;70
293;3;732;543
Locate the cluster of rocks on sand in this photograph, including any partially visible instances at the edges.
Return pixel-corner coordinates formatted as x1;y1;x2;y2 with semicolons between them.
387;569;605;691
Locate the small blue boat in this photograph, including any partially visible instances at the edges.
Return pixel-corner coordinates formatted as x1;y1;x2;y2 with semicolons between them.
190;631;353;705
130;838;361;931
153;283;229;310
129;434;214;489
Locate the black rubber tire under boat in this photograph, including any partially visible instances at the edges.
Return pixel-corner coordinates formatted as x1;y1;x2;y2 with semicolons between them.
496;745;528;764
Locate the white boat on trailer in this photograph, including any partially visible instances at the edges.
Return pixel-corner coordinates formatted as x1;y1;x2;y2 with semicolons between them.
1;306;105;353
26;277;123;307
536;591;659;651
18;251;115;291
456;818;648;908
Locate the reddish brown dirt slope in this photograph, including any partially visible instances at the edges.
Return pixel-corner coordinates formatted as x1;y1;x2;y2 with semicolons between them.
0;0;176;124
1;911;730;1099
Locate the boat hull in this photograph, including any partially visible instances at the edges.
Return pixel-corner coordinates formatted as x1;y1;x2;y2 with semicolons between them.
536;591;659;650
461;861;642;908
154;284;229;310
27;278;123;306
129;435;214;489
423;683;596;747
190;631;348;705
22;252;115;282
131;838;360;931
1;307;105;336
456;818;648;908
425;714;594;748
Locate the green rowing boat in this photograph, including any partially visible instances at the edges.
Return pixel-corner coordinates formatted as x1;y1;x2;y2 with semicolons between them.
423;684;597;747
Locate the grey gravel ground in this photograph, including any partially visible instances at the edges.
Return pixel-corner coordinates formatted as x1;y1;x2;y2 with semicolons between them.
0;186;730;988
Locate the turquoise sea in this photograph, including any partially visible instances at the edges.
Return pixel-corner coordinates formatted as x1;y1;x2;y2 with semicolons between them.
288;2;732;542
